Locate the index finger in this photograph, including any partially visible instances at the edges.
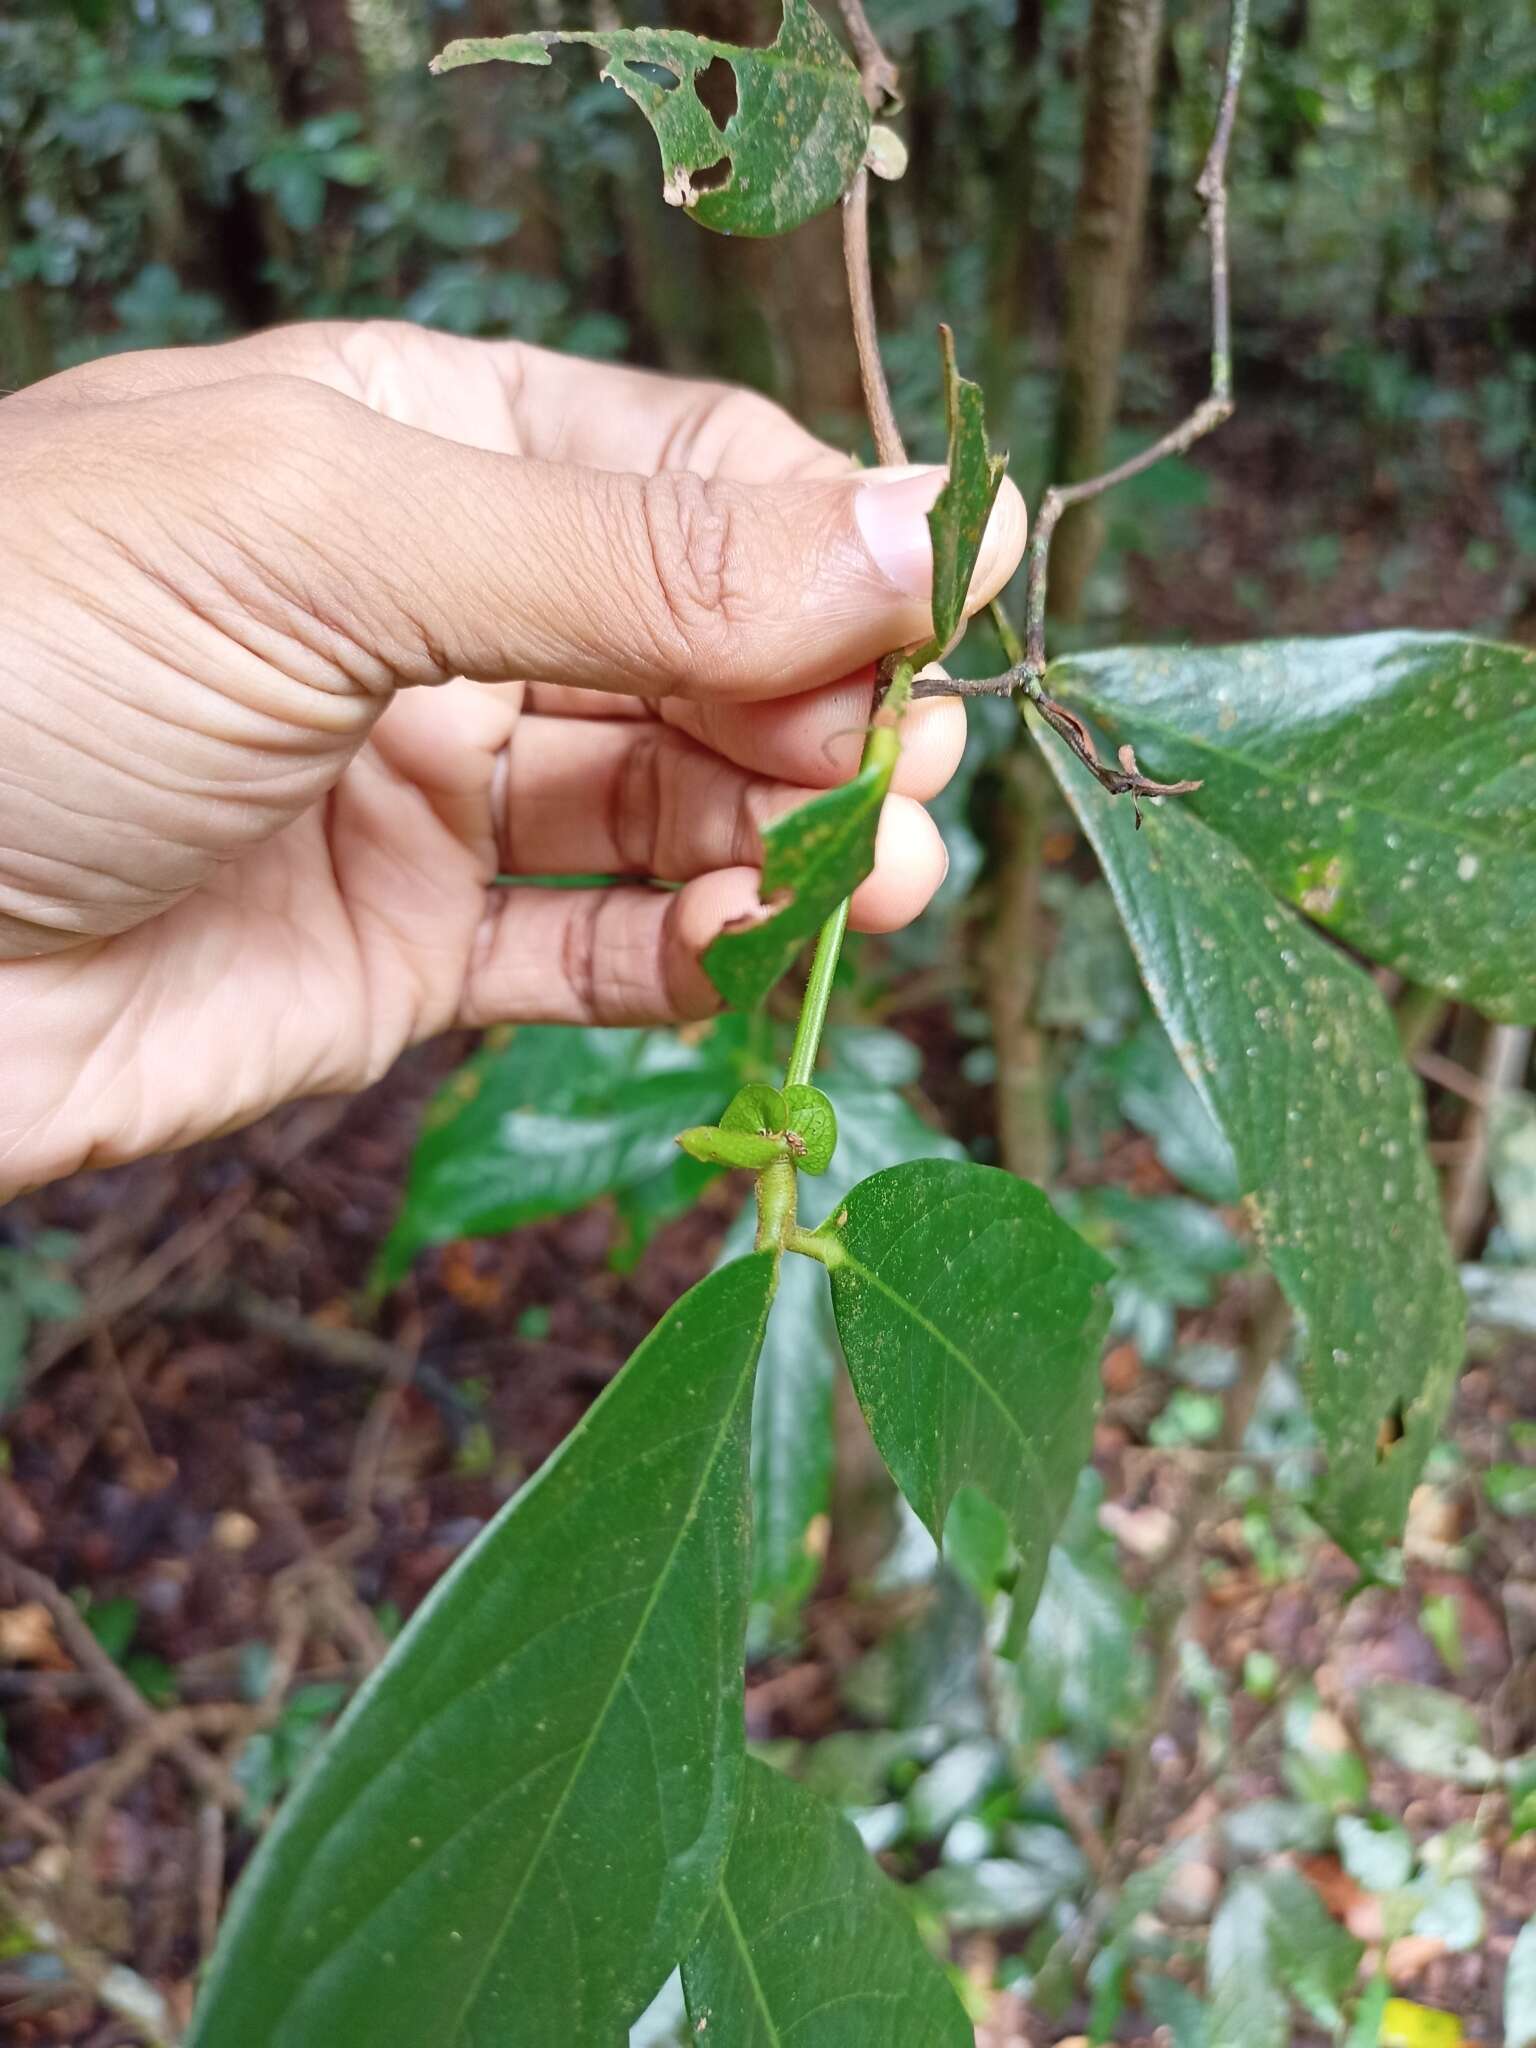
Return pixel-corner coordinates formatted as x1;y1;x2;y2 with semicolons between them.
10;320;857;487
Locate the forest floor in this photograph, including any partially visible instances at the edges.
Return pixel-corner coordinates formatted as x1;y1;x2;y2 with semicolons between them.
1;385;1532;2046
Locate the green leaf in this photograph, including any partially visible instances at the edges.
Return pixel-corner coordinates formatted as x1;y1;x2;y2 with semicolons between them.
826;1158;1112;1626
704;742;897;1010
190;1253;777;2048
430;0;871;239
918;1835;1086;1930
1206;1874;1289;2048
1014;1469;1140;1755
1508;1916;1536;2048
1337;1813;1415;1894
378;1022;745;1287
1256;1868;1365;2031
783;1084;837;1175
1050;633;1536;1022
1041;732;1464;1567
1357;1681;1500;1786
734;1066;963;1628
722;1083;788;1134
677;1124;788;1169
681;1757;971;2045
1485;1462;1536;1517
925;326;1007;657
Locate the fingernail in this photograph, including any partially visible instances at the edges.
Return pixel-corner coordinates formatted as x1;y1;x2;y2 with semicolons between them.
854;467;946;597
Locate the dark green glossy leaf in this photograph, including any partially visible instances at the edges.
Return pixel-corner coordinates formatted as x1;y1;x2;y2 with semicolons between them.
925;326;1007;657
378;1022;745;1287
681;1758;971;2046
191;1254;777;2048
1042;732;1464;1567
732;1069;964;1628
430;0;870;238
705;738;897;1009
1050;633;1536;1021
826;1159;1112;1623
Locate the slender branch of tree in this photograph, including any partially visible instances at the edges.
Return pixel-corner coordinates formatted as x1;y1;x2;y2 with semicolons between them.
841;168;906;469
836;0;900;112
913;0;1251;813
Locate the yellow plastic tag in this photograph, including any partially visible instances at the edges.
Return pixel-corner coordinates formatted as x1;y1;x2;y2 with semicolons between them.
1379;1998;1463;2048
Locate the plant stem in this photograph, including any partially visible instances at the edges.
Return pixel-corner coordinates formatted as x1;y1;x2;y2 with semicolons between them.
786;899;851;1088
755;1158;798;1253
774;2;910;1100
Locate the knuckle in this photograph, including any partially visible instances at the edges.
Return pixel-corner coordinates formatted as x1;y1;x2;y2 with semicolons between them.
611;728;667;876
559;892;606;1019
633;471;742;679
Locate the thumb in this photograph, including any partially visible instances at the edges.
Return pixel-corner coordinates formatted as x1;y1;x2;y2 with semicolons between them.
202;377;1027;701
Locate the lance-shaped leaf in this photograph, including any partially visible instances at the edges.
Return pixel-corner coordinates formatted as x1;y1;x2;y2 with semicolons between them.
681;1757;972;2046
824;1158;1112;1624
377;1022;744;1288
924;325;1008;658
705;735;897;1010
1041;731;1464;1566
190;1253;778;2048
430;0;870;239
1049;633;1536;1022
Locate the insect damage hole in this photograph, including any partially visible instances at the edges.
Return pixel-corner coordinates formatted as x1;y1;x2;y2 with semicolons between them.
694;55;739;131
689;155;734;192
624;59;680;90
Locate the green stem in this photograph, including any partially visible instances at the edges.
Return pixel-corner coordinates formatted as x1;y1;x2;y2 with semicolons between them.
754;1158;798;1253
781;672;909;1091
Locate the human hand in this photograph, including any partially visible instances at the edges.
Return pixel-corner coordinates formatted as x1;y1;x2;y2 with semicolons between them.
0;322;1026;1196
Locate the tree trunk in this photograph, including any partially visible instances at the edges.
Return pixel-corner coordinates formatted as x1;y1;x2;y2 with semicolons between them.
1047;0;1165;623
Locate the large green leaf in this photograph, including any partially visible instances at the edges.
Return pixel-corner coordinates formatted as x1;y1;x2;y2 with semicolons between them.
377;1022;745;1287
1508;1916;1536;2048
430;0;870;238
190;1254;777;2048
680;1758;971;2045
1050;633;1536;1021
728;1069;965;1628
704;742;896;1010
825;1158;1112;1623
1042;732;1465;1566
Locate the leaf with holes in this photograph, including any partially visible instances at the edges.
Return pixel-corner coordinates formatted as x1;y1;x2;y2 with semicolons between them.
189;1253;777;2048
923;325;1008;659
430;0;871;238
1041;729;1464;1568
825;1158;1112;1627
704;733;898;1010
680;1757;972;2046
1049;633;1536;1022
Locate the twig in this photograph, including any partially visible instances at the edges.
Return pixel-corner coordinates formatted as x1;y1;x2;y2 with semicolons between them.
835;0;899;111
913;0;1252;815
1445;1023;1532;1255
0;1559;244;1814
836;0;905;473
840;169;905;470
0;1878;174;2047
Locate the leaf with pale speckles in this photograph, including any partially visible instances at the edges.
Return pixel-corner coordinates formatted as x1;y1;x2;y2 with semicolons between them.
1040;729;1464;1568
430;1;870;238
681;1757;972;2045
704;742;896;1009
825;1158;1112;1627
190;1253;777;2048
1049;633;1536;1021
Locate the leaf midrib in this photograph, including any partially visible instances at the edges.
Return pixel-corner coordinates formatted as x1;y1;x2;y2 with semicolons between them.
318;1278;772;2047
836;1239;1052;1503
